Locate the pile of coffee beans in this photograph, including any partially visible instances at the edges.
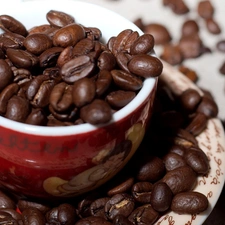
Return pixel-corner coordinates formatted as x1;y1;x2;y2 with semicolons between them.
134;0;224;79
0;74;218;224
0;10;162;126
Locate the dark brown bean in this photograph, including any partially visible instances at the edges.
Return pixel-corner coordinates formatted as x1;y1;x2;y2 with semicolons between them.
128;204;159;225
205;18;221;34
60;55;95;83
162;166;197;195
128;54;163;78
0;59;14;92
105;193;135;220
136;156;165;182
90;197;110;218
171;191;208;214
150;182;173;212
131;182;152;204
184;147;210;175
72;77;96;108
106;90;136;109
197;0;214;19
6;48;39;69
80;99;112;125
181;19;199;37
75;216;112;225
0;14;28;36
53;23;85;47
95;70;112;97
163;152;187;171
144;23;171;45
5;95;30;122
98;51;117;71
46;10;75;28
0;190;16;209
23;33;53;55
130;34;154;55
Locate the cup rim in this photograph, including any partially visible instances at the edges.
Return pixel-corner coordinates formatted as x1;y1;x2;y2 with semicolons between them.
0;0;157;136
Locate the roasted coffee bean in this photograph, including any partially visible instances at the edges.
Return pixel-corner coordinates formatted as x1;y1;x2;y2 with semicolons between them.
23;33;53;55
1;30;25;48
72;77;96;108
111;69;143;91
95;70;112;97
196;95;218;118
179;88;202;113
171;191;208;214
18;199;50;214
150;182;173;212
45;203;77;225
0;210;20;225
111;29;138;55
98;51;117;71
136;156;165;182
0;190;16;209
131;181;152;204
60;55;95;83
28;24;52;35
6;48;39;69
0;208;22;221
130;33;154;55
163;0;189;15
184;146;210;175
205;18;221;34
26;74;57;108
106;90;136;109
185;112;208;136
128;204;159;225
39;46;63;68
105;193;135;220
115;52;131;73
113;214;133;225
75;216;112;225
0;83;19;115
53;23;85;47
107;177;134;197
57;46;73;67
197;0;214;19
179;35;203;59
46;10;75;28
90;197;110;218
0;14;28;36
73;38;95;57
168;144;186;157
162;166;197;195
22;208;46;225
5;95;30;122
144;23;171;45
50;82;73;112
0;59;14;92
25;108;47;126
128;54;163;78
80;99;112;125
160;43;183;65
163;152;187;171
181;19;199;37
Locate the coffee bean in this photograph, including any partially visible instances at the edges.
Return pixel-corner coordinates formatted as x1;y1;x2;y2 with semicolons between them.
0;59;14;92
45;203;78;225
75;216;112;225
128;204;159;225
90;197;110;218
113;214;133;225
197;0;214;19
80;99;112;125
171;191;208;214
150;182;173;212
105;193;135;220
143;23;171;45
0;190;16;209
46;10;75;28
53;23;85;47
131;181;152;204
163;152;187;171
216;40;225;52
181;19;199;37
162;166;197;195
205;17;221;34
128;54;163;78
22;208;46;225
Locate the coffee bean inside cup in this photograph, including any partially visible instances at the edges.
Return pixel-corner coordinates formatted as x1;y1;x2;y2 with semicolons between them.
0;10;162;126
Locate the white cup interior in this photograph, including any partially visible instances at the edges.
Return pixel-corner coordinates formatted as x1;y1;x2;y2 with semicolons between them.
0;0;156;136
